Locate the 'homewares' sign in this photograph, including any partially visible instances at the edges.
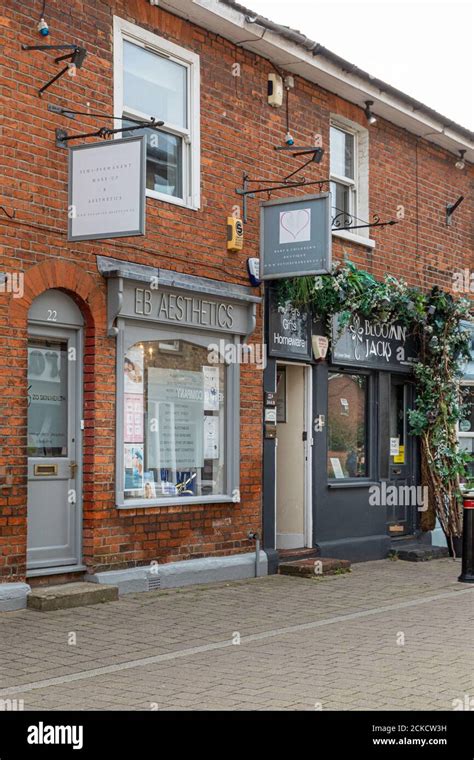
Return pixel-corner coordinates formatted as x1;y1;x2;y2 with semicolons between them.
267;287;312;360
260;193;332;279
68;136;146;241
331;314;418;372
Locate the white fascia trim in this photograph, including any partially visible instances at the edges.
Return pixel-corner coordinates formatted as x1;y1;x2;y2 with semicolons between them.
160;1;473;160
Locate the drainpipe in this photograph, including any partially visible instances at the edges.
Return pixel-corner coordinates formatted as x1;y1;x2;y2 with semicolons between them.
248;531;260;578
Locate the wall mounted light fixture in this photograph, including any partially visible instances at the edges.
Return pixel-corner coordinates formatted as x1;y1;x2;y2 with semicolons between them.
364;100;377;125
455;150;466;170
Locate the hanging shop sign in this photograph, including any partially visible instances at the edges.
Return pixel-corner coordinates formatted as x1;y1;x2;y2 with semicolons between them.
68;136;146;241
260;193;332;280
267;286;312;361
331;313;419;373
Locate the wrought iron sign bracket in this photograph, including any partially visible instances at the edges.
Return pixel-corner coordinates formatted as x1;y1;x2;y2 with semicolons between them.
21;43;88;97
236;172;331;223
50;108;164;148
236;172;398;231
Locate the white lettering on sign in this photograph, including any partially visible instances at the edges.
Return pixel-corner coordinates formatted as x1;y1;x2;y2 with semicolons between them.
348;315;410;364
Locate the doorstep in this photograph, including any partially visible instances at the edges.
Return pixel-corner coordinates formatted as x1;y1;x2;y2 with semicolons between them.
27;582;118;612
278;547;320;563
388;544;449;562
279;557;351;578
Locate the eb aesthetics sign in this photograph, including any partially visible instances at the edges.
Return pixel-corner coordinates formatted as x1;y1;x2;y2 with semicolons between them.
332;313;419;372
68;136;146;241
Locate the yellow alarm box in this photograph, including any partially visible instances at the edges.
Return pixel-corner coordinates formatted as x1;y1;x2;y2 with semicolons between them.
227;217;244;251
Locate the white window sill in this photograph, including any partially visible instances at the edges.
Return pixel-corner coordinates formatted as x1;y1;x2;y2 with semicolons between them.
146;189;200;211
116;494;238;509
332;228;376;249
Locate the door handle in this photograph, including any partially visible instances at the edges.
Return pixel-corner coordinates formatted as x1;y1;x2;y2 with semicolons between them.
69;461;78;478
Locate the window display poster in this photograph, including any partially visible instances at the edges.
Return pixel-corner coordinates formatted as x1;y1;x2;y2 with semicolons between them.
330;457;344;479
394;445;405;464
204;416;219;459
143;471;157;499
124;393;144;443
147;368;204;470
124;444;144;492
124;345;144;394
203;366;219;411
390;437;400;456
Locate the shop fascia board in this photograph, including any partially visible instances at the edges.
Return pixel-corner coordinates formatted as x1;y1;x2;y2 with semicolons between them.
97;255;260;338
158;0;474;161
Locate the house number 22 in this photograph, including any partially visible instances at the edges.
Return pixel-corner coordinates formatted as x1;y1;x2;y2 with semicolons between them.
47;309;58;321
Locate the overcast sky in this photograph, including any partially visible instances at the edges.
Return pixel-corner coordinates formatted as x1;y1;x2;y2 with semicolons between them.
246;0;474;130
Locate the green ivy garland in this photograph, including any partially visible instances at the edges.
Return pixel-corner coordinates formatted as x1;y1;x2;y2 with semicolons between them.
278;261;473;547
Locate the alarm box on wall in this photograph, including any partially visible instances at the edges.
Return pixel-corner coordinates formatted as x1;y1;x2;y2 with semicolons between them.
227;217;244;251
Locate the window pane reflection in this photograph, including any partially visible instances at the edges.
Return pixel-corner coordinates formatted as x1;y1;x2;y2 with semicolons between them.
327;372;368;479
123;339;226;500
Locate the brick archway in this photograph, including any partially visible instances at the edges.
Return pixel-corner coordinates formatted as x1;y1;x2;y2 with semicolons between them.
2;260;109;582
8;260;106;331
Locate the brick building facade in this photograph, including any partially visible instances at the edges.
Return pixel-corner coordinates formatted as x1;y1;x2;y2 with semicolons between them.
0;0;472;608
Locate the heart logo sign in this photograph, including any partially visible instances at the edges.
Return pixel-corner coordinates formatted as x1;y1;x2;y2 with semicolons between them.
279;208;311;244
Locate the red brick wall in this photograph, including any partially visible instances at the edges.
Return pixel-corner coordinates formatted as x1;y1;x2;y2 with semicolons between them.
0;0;472;580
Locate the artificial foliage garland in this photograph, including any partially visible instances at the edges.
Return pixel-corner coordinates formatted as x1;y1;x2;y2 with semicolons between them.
278;261;473;548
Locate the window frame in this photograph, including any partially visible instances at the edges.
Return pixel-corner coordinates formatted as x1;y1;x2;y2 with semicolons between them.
329;115;374;247
458;381;474;437
330;123;358;221
115;320;240;509
458;381;474;486
113;16;200;210
326;368;374;483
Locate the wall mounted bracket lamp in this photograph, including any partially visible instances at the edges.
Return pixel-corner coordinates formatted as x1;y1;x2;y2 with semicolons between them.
364;100;377;125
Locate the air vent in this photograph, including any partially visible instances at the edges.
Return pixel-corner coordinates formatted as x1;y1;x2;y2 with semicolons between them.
147;575;161;591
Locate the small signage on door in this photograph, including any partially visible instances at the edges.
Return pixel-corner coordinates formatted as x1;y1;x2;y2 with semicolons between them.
394;445;405;464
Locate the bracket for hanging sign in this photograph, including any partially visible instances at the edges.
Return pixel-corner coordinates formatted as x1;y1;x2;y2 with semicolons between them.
332;210;398;232
21;43;87;97
50;107;164;148
446;195;464;226
236;171;399;232
236;171;331;223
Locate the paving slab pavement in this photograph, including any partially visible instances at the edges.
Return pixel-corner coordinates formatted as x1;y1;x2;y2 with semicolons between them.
0;558;472;710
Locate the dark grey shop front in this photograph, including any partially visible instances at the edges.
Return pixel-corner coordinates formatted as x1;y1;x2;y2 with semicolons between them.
263;286;421;565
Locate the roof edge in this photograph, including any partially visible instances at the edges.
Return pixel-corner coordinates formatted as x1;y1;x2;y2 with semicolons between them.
219;0;473;143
